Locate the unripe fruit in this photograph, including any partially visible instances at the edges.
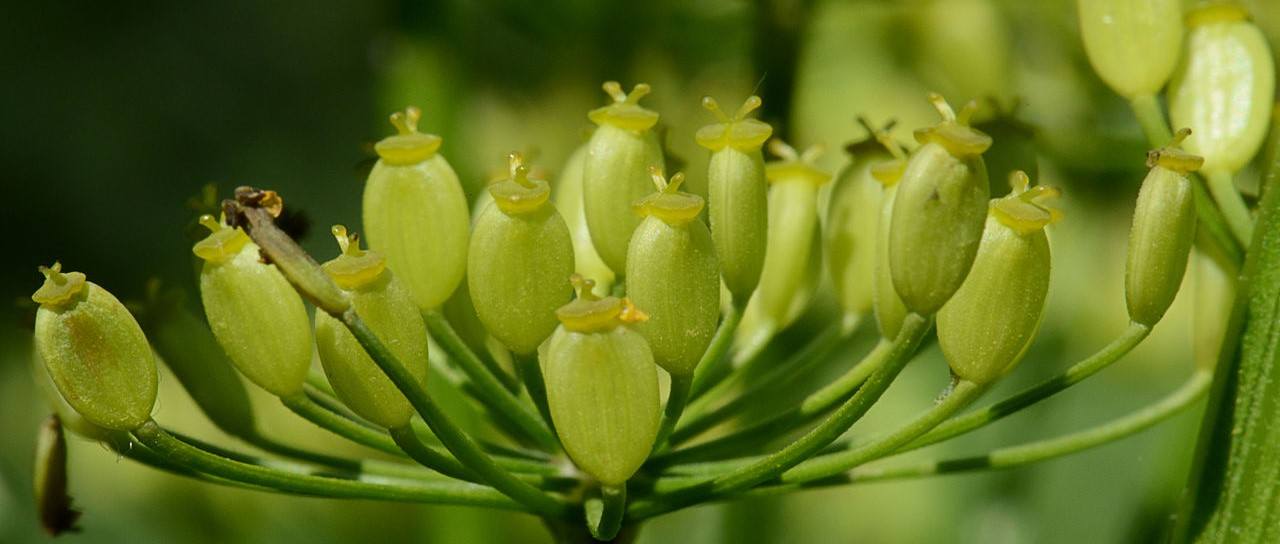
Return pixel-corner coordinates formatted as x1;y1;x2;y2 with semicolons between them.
1126;130;1202;327
32;263;157;431
543;276;659;486
755;140;832;331
195;215;313;397
825;121;893;322
314;226;430;429
363;106;470;311
556;143;616;296
33;415;78;536
1169;3;1275;176
583;82;666;274
1078;0;1183;99
626;169;720;377
868;137;911;339
468;153;575;355
938;172;1060;384
696;96;772;303
889;94;992;315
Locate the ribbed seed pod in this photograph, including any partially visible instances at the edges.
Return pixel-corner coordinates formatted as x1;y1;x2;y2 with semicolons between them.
194;215;313;397
825;120;895;325
890;94;992;315
468;153;575;355
938;172;1060;384
583;82;666;274
362;106;470;311
1126;129;1202;327
314;226;429;429
696;96;771;304
556;143;616;296
626;169;720;377
543;276;659;486
756;140;832;331
32;263;157;431
1169;3;1275;176
869;138;911;339
31;350;111;442
1077;0;1183;98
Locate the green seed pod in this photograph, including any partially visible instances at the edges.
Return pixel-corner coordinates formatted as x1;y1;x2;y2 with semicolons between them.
938;173;1061;384
696;96;771;304
314;226;430;429
1126;130;1202;327
32;263;157;431
583;82;666;274
468;153;575;355
543;276;659;486
825;120;895;323
867;134;912;340
1169;3;1275;176
556;143;617;295
626;169;720;377
33;415;80;536
31;350;112;442
756;140;832;331
363;106;470;310
889;94;992;315
194;215;312;397
1077;0;1183;99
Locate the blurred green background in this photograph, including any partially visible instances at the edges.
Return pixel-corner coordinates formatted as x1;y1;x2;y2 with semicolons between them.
3;0;1277;542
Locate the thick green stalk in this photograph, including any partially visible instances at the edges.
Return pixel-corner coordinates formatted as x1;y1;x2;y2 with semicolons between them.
586;485;626;541
630;314;931;519
652;375;692;453
515;352;556;434
687;303;745;400
424;311;558;450
389;425;479;481
131;421;524;510
1204;169;1254;247
281;393;405;456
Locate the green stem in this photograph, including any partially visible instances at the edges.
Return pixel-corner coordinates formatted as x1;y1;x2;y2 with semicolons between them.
424;311;558;451
131;421;525;510
586;485;627;541
903;323;1150;452
779;379;988;484
687;303;745;400
345;311;572;518
515;352;556;435
1204;169;1255;247
652;375;693;453
1130;94;1173;144
651;339;893;467
630;314;931;520
281;393;405;456
389;425;479;481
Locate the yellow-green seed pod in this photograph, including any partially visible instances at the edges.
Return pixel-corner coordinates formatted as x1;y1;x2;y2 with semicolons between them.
468;153;575;355
825;121;895;323
32;263;157;431
938;173;1061;384
1169;3;1275;176
194;215;312;397
626;169;720;377
868;136;912;339
556;143;616;296
33;415;79;537
363;106;470;310
583;82;666;274
314;226;429;429
543;276;659;486
890;94;992;315
755;140;831;331
696;96;772;303
31;350;112;442
1078;0;1183;98
1126;130;1202;327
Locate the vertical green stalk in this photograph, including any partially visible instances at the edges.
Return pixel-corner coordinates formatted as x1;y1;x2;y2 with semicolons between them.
515;352;556;435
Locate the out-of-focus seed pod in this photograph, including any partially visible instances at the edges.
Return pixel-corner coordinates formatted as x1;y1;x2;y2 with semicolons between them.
696;96;771;304
1169;2;1276;175
1194;253;1235;372
1127;130;1202;327
543;276;659;486
363;106;470;311
314;226;430;429
33;415;80;536
757;140;832;329
1078;0;1184;98
141;288;257;439
194;215;312;397
583;82;666;274
825;120;894;325
626;169;720;377
32;263;157;431
469;153;575;355
866;131;912;339
938;172;1060;384
556;143;616;296
889;94;992;315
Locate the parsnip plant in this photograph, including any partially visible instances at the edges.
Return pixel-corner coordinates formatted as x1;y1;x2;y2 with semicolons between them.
25;2;1280;542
